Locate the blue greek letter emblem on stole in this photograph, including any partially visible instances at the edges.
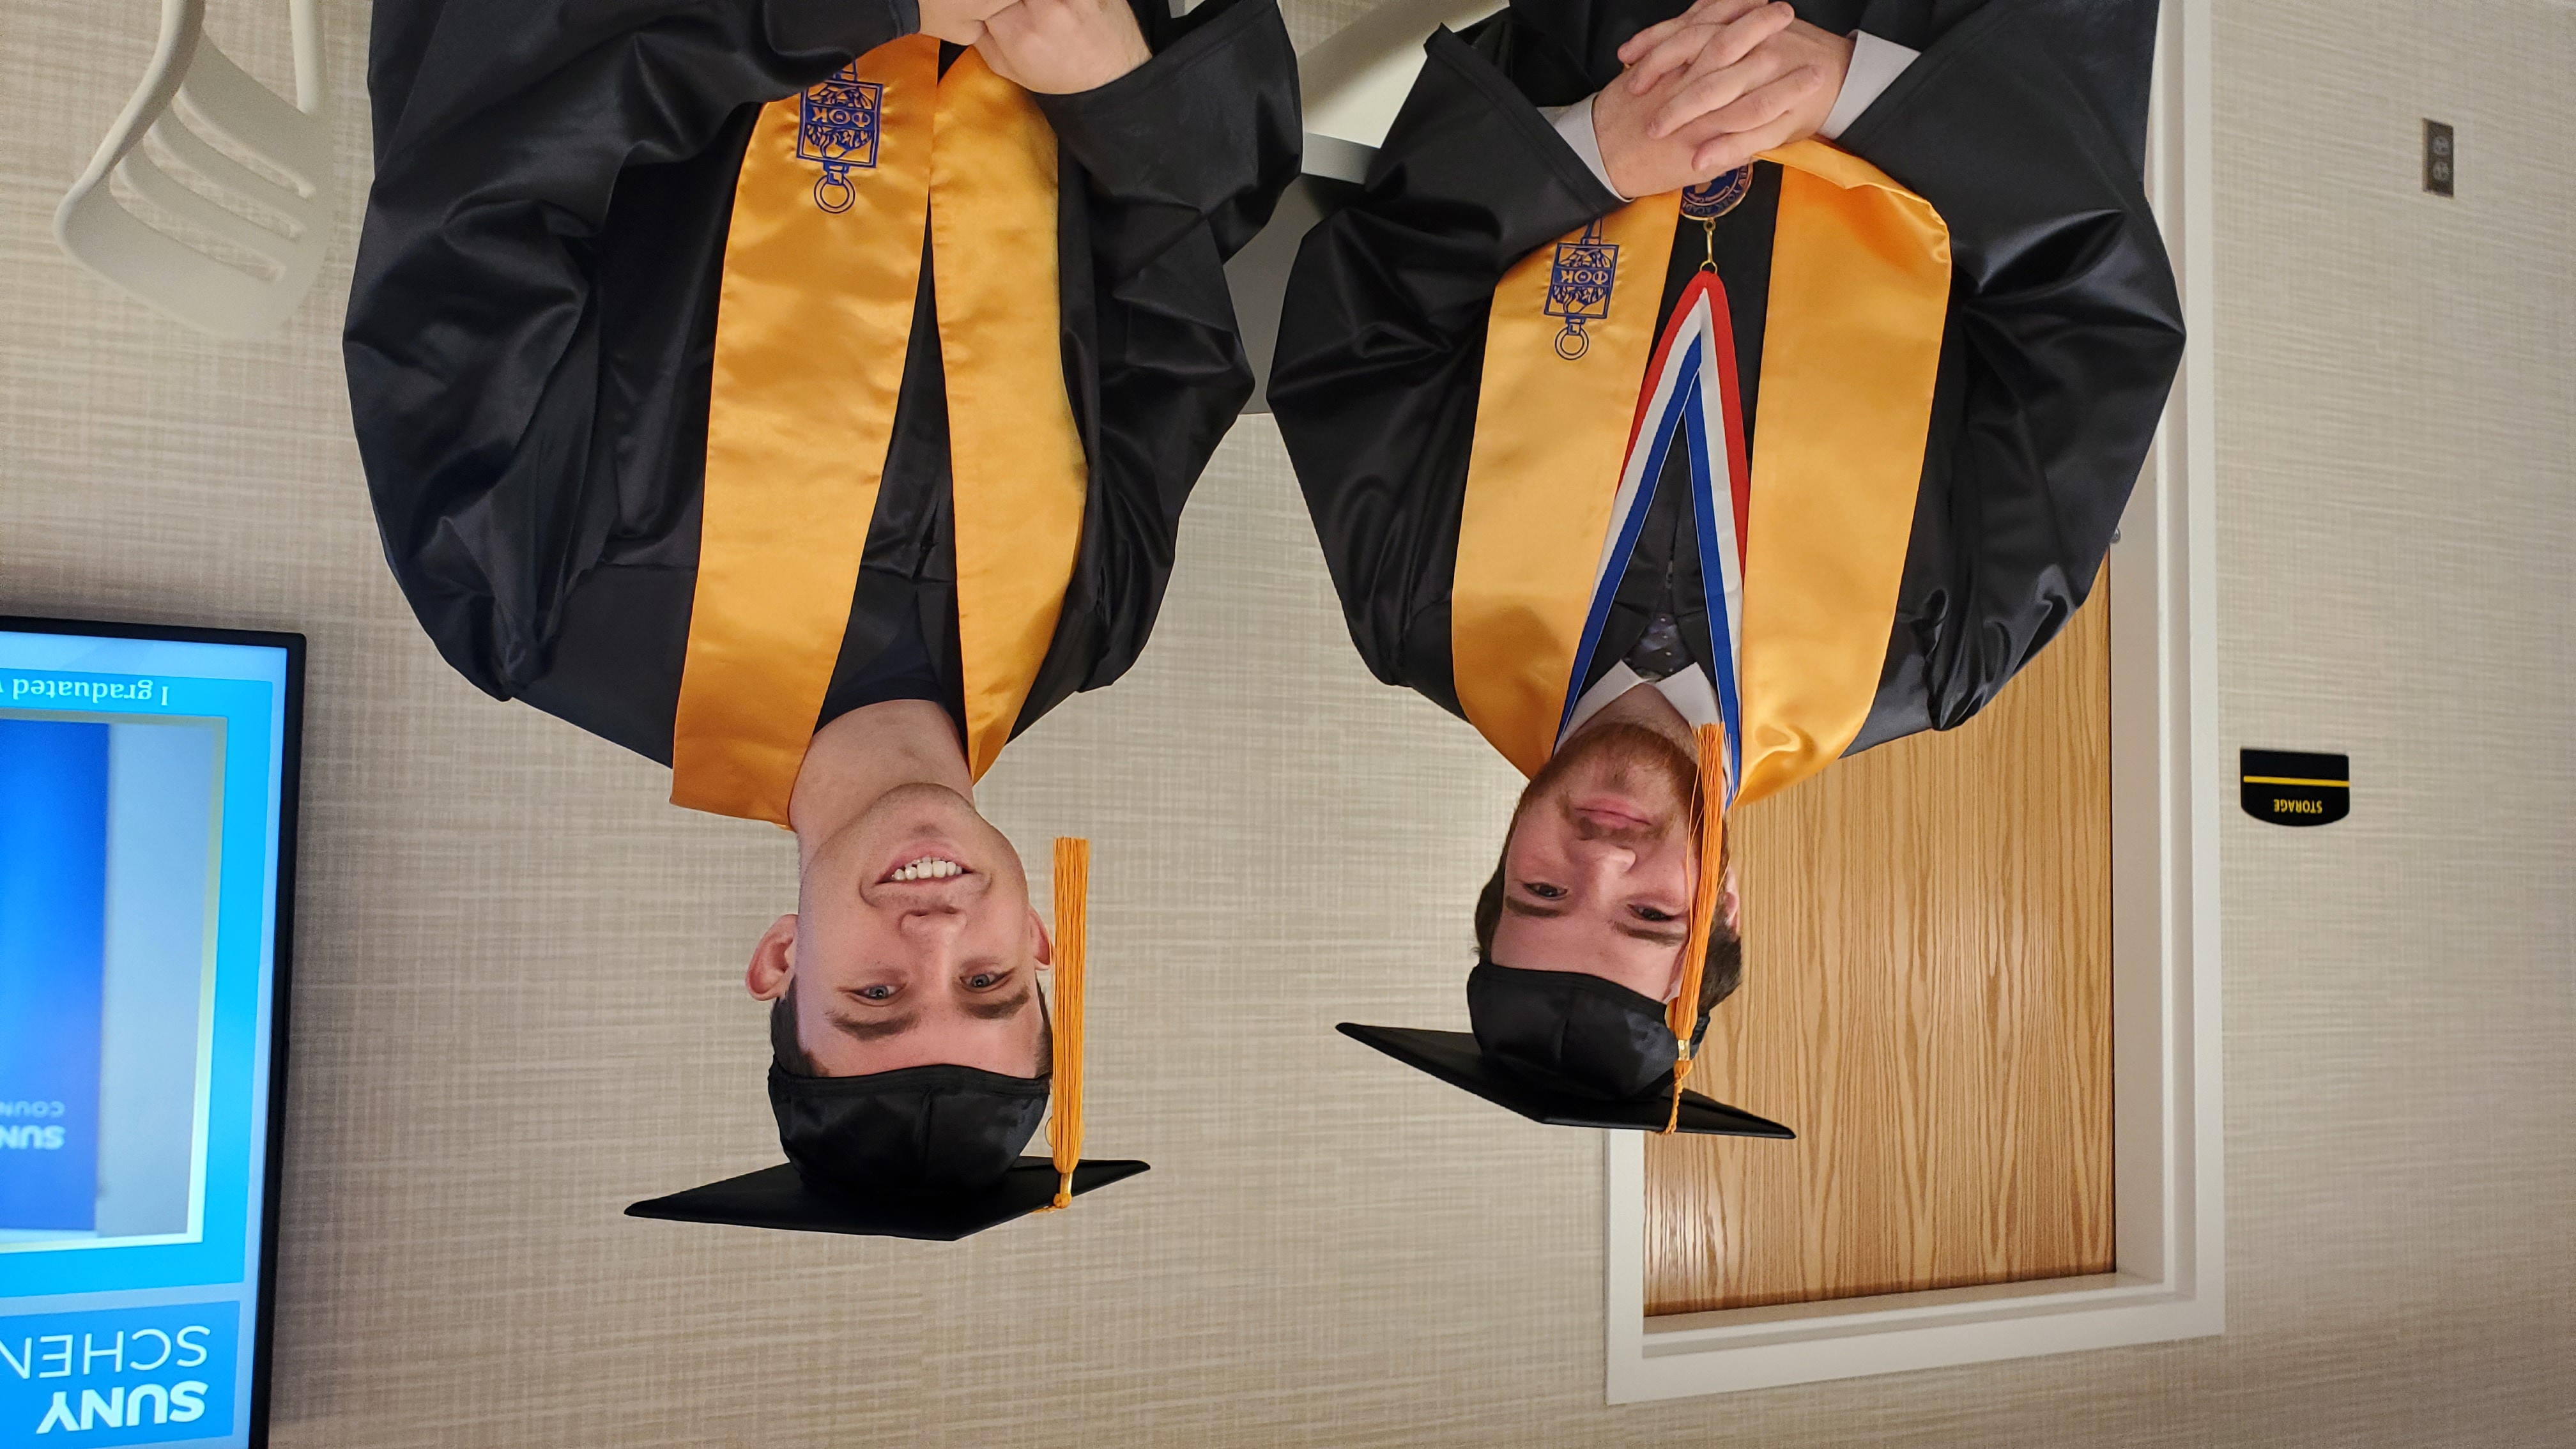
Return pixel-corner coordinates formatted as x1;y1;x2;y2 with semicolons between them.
797;64;883;214
1544;221;1619;360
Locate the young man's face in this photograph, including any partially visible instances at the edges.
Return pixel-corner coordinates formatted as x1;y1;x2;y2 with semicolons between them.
747;781;1049;1077
1489;721;1703;1003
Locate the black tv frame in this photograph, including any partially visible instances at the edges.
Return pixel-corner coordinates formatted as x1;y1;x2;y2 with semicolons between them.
0;613;305;1449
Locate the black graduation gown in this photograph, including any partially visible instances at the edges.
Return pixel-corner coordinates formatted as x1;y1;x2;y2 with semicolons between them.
1269;0;2184;753
346;0;1301;765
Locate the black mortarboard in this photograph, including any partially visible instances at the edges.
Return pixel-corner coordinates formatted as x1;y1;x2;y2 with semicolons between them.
1337;962;1790;1137
1340;724;1793;1140
627;839;1148;1239
625;1159;1150;1242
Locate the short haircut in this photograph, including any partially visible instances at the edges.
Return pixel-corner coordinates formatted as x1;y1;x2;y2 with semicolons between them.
770;976;1054;1078
1472;859;1743;1022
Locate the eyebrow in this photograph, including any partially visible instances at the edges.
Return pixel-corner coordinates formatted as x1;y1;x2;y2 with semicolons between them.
1616;923;1690;948
1502;896;1567;921
829;1009;919;1042
962;985;1032;1022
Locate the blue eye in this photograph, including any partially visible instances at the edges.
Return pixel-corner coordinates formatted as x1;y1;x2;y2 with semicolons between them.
858;984;896;1001
966;972;1002;990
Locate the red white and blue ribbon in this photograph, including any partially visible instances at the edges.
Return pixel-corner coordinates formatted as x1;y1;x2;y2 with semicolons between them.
1553;270;1752;806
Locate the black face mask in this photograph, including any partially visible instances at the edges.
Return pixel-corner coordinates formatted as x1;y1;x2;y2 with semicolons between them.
1466;962;1708;1102
767;1064;1049;1197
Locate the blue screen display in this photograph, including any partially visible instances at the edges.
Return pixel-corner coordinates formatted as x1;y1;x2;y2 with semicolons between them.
0;624;297;1449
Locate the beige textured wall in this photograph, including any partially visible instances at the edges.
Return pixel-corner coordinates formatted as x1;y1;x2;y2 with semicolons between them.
0;0;2569;1445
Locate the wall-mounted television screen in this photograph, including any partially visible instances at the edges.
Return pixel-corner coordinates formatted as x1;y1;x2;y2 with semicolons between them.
0;617;302;1449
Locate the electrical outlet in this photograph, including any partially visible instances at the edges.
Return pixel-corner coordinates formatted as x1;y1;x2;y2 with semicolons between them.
2425;119;2455;195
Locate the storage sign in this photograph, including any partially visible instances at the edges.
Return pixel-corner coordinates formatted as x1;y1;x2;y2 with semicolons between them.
2241;749;2349;827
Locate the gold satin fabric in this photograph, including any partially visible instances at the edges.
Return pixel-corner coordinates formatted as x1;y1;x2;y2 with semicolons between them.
1733;142;1950;804
1453;191;1683;782
931;54;1088;784
671;40;1084;824
1452;140;1951;803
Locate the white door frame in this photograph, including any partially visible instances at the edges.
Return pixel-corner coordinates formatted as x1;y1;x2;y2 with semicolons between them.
1601;0;2222;1400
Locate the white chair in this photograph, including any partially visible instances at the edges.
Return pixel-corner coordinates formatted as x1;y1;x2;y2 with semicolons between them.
52;0;332;339
1223;0;1504;410
1298;0;1505;181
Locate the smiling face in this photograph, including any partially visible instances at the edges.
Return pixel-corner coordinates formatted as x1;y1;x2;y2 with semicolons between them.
746;781;1050;1078
1486;721;1710;1003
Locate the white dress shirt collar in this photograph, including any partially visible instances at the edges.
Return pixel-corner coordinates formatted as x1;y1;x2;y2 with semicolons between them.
1558;663;1722;749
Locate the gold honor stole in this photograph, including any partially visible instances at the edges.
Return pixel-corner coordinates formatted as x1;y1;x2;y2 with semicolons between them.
670;38;1087;824
1452;140;1951;805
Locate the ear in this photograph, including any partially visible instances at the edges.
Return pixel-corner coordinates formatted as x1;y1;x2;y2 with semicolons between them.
1719;863;1741;935
1029;907;1054;971
745;913;799;1000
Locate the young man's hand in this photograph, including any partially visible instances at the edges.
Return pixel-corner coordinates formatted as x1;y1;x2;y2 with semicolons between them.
976;0;1152;93
1597;0;1851;184
1616;0;1783;86
919;0;1017;45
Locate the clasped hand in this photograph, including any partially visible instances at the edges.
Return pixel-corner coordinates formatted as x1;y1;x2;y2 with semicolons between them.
1593;0;1852;199
917;0;1151;94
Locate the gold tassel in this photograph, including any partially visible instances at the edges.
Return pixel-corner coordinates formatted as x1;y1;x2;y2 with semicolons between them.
1046;837;1088;1208
1662;723;1728;1134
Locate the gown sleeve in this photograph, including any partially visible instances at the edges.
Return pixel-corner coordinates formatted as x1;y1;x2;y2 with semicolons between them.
1023;0;1304;700
1266;20;1621;715
344;0;915;698
1827;0;2183;746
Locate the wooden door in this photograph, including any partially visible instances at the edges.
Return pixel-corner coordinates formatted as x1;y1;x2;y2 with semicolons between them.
1644;585;2114;1315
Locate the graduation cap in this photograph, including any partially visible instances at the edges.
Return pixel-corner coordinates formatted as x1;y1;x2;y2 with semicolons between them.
1340;724;1794;1140
629;838;1149;1239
